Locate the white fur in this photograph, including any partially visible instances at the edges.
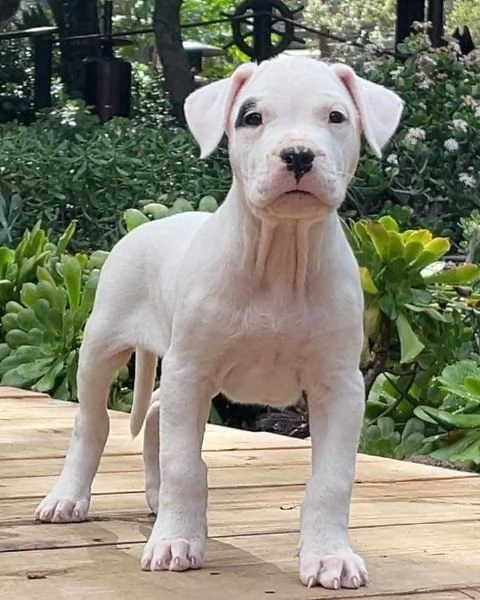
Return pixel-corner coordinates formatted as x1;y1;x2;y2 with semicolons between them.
35;57;403;589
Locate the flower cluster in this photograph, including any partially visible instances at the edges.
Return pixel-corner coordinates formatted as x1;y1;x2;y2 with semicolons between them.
333;33;480;242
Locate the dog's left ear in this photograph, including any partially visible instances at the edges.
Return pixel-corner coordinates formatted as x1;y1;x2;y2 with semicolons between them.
331;63;404;158
184;63;257;159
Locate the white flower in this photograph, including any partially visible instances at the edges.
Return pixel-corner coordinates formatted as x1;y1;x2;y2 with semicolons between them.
452;119;468;132
459;173;477;188
390;66;404;80
475;105;480;118
462;96;477;108
386;154;399;166
404;127;426;146
418;79;432;89
444;138;459;152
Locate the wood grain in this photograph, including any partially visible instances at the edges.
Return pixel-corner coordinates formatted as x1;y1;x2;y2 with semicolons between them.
1;386;479;600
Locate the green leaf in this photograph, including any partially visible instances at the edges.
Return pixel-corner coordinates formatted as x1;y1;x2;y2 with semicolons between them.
36;280;57;308
78;268;100;321
377;416;395;436
34;359;65;393
416;406;480;429
62;257;82;312
1;367;30;387
378;215;399;232
414;406;442;425
359;267;379;294
464;377;480;397
36;266;57;286
378;293;397;319
15;357;54;380
20;282;38;308
16;308;40;331
403;240;424;263
405;230;432;246
5;329;31;349
387;230;404;259
409;239;451;271
143;203;169;219
56;221;77;255
123;208;149;232
88;251;109;269
366;222;389;262
0;343;10;361
430;430;480;463
198;196;218;213
424;263;480;285
353;221;370;243
395;312;424;363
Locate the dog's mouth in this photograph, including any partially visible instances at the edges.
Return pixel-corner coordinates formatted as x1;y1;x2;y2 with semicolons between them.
283;189;314;196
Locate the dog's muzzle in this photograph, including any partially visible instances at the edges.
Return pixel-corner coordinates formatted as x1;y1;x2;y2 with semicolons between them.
280;146;315;183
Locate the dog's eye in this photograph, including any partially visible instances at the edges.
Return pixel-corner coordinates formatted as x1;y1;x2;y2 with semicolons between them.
329;110;347;124
244;111;263;127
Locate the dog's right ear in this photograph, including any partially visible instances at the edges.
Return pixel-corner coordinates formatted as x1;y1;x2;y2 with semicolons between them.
184;63;257;159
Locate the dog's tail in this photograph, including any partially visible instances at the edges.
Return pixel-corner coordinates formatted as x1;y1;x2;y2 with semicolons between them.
130;349;158;438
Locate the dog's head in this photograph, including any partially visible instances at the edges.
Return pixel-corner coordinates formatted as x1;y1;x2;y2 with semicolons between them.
185;57;403;221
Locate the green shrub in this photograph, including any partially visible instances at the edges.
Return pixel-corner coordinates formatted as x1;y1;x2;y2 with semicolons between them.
130;62;176;128
349;215;480;467
414;360;480;467
0;221;128;406
0;101;230;252
0;220;77;338
337;33;480;245
0;38;33;123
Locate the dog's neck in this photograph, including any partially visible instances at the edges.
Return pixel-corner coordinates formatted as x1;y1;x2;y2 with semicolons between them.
222;180;336;295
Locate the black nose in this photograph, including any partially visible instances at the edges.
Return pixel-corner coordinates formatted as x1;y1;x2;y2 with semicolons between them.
280;146;315;182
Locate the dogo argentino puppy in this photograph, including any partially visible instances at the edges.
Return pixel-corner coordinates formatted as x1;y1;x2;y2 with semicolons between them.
35;56;403;589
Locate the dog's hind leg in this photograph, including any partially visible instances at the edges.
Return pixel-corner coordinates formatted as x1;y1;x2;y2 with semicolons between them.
35;323;132;523
143;390;161;514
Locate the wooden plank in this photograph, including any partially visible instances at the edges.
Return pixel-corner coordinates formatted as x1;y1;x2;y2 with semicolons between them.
1;406;127;419
1;477;480;539
0;450;474;484
0;387;49;399
0;428;307;461
1;462;478;501
460;590;480;599
0;524;479;599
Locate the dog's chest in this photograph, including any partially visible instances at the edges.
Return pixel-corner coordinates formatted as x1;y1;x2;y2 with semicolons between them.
218;296;318;407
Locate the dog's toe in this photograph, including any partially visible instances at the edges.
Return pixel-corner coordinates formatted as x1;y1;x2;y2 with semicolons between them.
299;551;367;589
35;494;90;523
141;537;204;572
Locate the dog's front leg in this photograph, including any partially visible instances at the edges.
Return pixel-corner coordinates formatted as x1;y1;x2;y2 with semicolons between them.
141;354;212;572
299;368;367;589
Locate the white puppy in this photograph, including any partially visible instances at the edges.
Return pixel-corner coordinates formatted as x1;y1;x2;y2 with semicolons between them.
35;57;403;589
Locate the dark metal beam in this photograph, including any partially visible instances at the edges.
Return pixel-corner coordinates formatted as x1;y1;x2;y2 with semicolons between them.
428;0;444;46
395;0;425;47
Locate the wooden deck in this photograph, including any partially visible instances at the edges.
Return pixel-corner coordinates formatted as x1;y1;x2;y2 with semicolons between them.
0;387;479;600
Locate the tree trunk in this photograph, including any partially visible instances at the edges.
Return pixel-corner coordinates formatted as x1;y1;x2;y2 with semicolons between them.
153;0;194;127
48;0;101;98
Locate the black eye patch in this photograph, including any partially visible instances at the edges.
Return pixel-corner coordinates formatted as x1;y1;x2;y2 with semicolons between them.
235;98;259;128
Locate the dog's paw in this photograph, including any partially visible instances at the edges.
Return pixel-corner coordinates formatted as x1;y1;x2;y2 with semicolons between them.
299;551;368;589
141;537;205;572
34;493;90;523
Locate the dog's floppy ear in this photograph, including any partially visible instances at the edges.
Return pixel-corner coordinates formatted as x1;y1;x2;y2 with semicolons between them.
330;63;404;158
184;63;257;158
